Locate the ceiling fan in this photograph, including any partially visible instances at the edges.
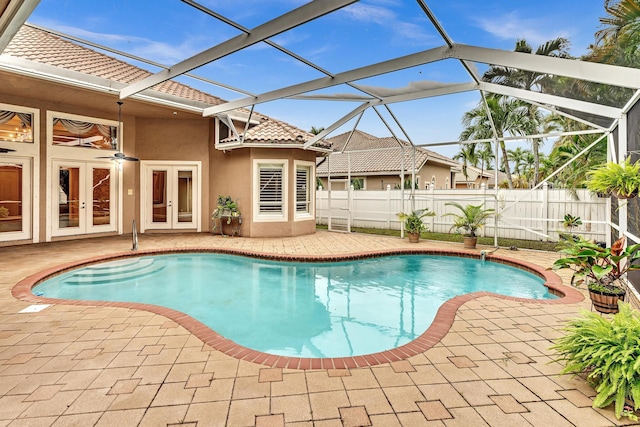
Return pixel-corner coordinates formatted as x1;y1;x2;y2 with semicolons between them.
96;101;139;162
0;147;17;154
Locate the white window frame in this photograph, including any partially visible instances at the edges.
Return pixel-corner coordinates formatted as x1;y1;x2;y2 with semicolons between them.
350;177;365;190
253;159;288;222
294;160;314;221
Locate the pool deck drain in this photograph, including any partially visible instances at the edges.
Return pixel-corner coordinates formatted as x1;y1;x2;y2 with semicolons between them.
0;232;634;426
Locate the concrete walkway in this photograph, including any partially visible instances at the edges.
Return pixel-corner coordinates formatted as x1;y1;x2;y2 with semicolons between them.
0;232;637;426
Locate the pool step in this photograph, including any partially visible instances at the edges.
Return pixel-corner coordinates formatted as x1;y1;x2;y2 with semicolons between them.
63;258;165;285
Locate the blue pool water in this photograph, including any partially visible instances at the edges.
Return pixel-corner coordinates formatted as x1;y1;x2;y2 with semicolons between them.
33;253;556;358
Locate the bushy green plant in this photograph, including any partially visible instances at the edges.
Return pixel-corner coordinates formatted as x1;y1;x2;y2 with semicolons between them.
551;302;640;420
396;209;435;234
443;202;495;237
586;159;640;198
552;236;640;290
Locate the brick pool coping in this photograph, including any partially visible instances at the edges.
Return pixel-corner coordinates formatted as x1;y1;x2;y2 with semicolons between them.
12;247;583;369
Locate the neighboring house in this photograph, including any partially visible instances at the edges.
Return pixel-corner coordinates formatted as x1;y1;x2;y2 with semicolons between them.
316;130;461;191
454;165;510;189
0;25;330;244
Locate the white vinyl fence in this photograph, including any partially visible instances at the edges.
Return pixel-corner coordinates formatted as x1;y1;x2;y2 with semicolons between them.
316;185;608;243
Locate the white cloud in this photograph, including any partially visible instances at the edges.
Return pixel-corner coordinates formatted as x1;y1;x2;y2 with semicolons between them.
474;11;570;46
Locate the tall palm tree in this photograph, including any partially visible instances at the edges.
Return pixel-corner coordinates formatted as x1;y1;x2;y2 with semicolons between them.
507;147;527;178
309;126;325;135
453;144;478;188
460;95;530;188
483;37;572;186
596;0;640;63
476;142;494;185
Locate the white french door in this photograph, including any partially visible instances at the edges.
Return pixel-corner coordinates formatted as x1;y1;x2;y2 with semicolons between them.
0;158;32;241
141;162;200;232
51;161;117;237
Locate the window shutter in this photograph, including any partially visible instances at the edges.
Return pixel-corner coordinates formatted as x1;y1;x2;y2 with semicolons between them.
259;166;283;213
296;166;309;213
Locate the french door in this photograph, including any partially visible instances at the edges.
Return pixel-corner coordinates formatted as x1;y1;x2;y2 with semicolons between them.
0;158;32;241
141;162;200;231
51;161;117;237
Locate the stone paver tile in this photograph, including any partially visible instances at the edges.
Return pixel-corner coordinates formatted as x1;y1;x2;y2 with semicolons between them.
141;347;181;366
305;371;344;393
474;343;510;360
407;353;430;366
259;368;283;383
138;344;164;356
485;379;540;403
448;356;477;368
184;401;230;427
474;405;532;427
469;360;512;380
185;372;213;389
94;409;146;427
72;351;118;370
108;378;141;395
424;346;455;365
383;385;426;413
205;359;239;378
433;362;481;383
151;381;195;406
271;372;307;397
50;413;102;427
390;360;415;373
505;351;534;364
19;390;80;418
7;372;65;395
65;387;116;415
5;353;36;364
547;399;618;427
138;405;189;427
448;344;490;361
518;376;565;400
312;420;343;427
175;347;210;364
36;355;80;374
271;394;312;423
340;406;371;427
452;381;496;406
226;397;270;426
89;367;136;389
489;394;528;414
107;350;147;368
72;348;102;360
397;411;446;426
439;332;470;347
56;369;101;391
371;366;413;387
121;337;159;353
255;413;285;427
24;384;64;402
6;415;58;426
308;390;349;420
157;334;189;349
418;383;468;409
109;384;161;410
192;378;234;403
408;364;448;385
445;407;490;427
0;394;33;419
326;369;351;378
0;375;27;396
347;388;393;415
417;400;452;421
369;413;402;427
237;360;262;378
341;368;379;390
165;362;206;383
558;389;595;408
132;364;171;385
232;375;270;400
521;401;574;427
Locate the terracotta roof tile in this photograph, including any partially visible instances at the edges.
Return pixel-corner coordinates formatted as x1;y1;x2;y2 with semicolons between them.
219;118;330;149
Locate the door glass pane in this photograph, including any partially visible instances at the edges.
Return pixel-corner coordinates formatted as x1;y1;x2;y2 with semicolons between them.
59;167;80;228
152;170;167;223
0;164;22;232
92;168;111;226
177;170;193;223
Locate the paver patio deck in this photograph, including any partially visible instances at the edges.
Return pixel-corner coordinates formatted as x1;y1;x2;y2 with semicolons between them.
1;231;638;426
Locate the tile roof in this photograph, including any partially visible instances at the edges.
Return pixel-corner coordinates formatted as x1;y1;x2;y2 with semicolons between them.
219;117;331;150
317;130;460;175
4;25;227;107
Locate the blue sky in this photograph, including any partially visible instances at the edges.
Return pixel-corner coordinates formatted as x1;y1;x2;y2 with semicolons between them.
27;0;607;158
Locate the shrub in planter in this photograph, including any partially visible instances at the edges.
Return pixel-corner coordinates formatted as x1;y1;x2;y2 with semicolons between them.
396;209;435;242
551;302;640;420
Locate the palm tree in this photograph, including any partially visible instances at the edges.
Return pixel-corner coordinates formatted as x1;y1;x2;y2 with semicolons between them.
309;126;325;135
483;37;572;185
595;0;640;63
453;144;478;188
476;143;494;186
507;147;527;179
460;95;530;188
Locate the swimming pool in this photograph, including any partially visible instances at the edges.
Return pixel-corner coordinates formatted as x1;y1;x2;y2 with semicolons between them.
32;252;558;359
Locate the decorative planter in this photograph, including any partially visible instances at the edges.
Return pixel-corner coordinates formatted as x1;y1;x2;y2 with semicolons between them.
408;232;420;243
463;236;477;249
588;287;626;314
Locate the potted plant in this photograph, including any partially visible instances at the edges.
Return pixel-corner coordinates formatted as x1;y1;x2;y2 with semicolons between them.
552;236;640;313
397;209;435;243
551;302;640;421
443;202;495;249
586;159;640;199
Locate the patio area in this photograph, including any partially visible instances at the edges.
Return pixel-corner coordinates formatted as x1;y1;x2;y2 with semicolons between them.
0;231;636;426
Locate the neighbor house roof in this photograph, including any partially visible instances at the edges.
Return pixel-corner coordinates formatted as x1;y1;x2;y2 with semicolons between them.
219;117;331;150
316;130;460;176
454;164;509;186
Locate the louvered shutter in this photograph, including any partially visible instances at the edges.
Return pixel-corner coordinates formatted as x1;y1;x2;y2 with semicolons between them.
296;166;310;213
259;166;283;213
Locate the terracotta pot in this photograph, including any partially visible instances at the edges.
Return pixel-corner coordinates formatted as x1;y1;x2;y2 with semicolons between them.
463;236;477;249
588;288;625;314
408;232;420;243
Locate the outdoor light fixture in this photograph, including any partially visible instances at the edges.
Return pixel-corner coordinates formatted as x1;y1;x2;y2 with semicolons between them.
97;101;139;162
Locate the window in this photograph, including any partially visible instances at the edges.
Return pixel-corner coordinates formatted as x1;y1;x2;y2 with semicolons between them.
0;110;33;144
295;161;314;218
350;177;364;190
254;160;288;221
52;114;117;150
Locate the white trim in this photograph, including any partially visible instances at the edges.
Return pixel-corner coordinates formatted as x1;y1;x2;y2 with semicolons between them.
293;160;315;221
253;159;289;222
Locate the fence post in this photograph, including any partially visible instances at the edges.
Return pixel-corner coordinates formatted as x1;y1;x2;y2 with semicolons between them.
429;184;435;232
386;185;392;231
542;182;549;239
481;183;487;238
